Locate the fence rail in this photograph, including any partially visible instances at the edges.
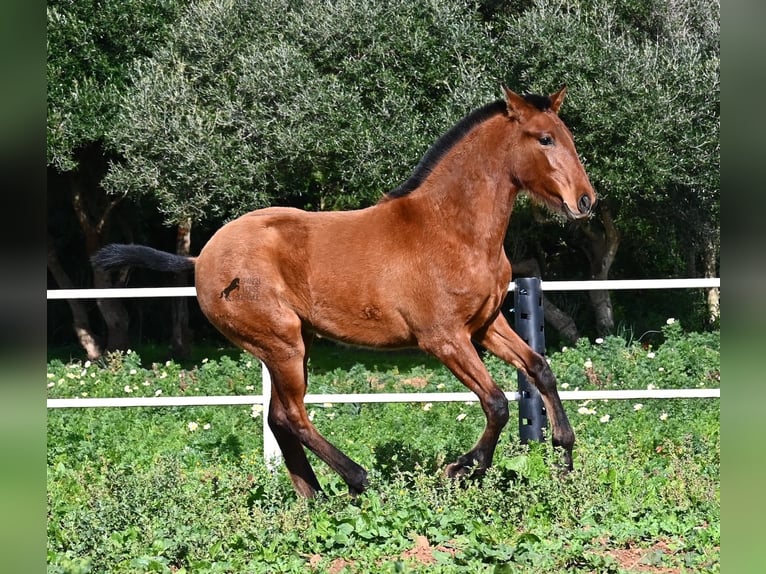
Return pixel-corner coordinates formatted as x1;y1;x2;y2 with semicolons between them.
47;388;721;410
47;278;721;462
46;278;720;300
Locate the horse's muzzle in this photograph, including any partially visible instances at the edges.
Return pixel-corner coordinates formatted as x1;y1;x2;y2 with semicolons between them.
563;194;594;220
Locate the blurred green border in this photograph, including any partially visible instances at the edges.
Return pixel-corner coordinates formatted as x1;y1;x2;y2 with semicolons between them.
721;1;766;571
1;0;46;571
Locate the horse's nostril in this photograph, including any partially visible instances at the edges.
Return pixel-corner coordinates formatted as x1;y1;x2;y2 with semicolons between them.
578;194;592;214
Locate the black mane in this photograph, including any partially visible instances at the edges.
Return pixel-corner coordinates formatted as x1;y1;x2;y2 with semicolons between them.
384;94;552;200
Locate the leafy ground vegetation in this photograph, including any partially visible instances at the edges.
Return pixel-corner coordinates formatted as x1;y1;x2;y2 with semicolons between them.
47;321;719;573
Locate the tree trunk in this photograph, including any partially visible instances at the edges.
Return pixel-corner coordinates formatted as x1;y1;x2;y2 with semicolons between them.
69;171;132;351
702;226;720;324
171;217;193;358
47;239;103;360
575;202;620;336
511;258;581;344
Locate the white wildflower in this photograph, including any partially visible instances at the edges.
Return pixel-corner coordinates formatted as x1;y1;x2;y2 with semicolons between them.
561;382;570;389
203;423;211;430
647;352;656;359
584;359;593;369
561;346;568;352
84;360;91;368
658;367;665;372
81;392;88;397
142;380;150;386
308;409;316;422
456;413;467;422
647;383;656;391
129;368;137;375
422;403;433;411
123;385;133;393
245;385;255;391
633;403;643;411
165;360;172;367
322;402;333;408
245;361;252;368
251;404;263;418
595;337;604;345
577;406;596;415
187;421;199;432
47;373;55;379
202;358;208;364
327;412;336;420
666;318;675;325
659;412;669;421
154;389;163;396
599;414;610;423
436;383;446;390
159;372;167;379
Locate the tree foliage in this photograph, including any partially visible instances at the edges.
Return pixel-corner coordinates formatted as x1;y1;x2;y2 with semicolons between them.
104;0;499;224
47;0;185;172
496;0;719;273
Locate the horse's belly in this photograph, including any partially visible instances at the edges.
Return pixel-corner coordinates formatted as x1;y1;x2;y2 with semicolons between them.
305;280;417;349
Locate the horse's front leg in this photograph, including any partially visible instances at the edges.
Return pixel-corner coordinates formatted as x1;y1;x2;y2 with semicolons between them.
474;313;575;470
422;333;510;478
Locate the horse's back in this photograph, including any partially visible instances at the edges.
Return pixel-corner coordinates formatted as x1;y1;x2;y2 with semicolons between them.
193;205;418;348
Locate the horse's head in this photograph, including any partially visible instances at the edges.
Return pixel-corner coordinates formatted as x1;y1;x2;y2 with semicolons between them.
503;85;596;221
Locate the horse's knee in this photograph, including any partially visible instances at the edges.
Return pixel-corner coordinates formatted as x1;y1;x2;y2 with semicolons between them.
485;389;509;427
528;352;557;393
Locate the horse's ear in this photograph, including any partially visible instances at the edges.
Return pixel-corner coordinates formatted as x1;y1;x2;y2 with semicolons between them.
502;85;529;121
548;84;567;114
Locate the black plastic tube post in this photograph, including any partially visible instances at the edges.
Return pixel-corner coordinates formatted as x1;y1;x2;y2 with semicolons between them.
513;277;549;443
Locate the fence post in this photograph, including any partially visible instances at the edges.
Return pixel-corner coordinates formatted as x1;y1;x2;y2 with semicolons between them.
513;277;549;443
261;363;281;468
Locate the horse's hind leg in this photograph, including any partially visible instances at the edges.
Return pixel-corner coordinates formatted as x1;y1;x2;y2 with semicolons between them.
266;354;369;495
263;331;324;497
267;386;323;498
475;313;575;470
241;318;368;497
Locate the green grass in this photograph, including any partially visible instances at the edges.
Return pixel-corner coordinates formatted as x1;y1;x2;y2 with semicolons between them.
47;321;719;573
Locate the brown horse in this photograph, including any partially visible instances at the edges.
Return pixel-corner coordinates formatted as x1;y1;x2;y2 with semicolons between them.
93;85;596;498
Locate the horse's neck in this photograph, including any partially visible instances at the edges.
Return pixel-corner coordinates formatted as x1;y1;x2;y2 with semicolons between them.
407;117;518;252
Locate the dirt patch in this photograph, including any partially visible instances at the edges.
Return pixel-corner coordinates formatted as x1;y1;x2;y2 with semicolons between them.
307;535;457;571
327;557;354;574
600;539;682;573
400;534;457;565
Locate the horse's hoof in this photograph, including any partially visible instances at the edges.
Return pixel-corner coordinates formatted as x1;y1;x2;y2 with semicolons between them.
444;462;472;479
555;449;574;474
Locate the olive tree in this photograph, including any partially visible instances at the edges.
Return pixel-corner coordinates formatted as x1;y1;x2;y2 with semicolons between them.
496;0;719;334
47;0;185;356
105;0;497;222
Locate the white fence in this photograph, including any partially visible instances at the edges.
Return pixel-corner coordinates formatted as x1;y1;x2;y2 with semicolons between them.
47;278;721;462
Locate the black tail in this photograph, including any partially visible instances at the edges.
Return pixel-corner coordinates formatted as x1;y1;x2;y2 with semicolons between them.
91;244;195;273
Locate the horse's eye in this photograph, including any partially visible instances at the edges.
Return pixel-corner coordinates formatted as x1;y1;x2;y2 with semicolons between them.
539;135;554;146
